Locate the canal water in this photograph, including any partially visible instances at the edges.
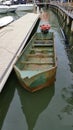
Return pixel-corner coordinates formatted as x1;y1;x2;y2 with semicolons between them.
0;9;73;130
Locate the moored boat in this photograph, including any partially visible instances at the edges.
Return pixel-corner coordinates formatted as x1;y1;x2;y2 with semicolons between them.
0;4;17;14
0;5;8;13
0;16;14;28
14;32;57;92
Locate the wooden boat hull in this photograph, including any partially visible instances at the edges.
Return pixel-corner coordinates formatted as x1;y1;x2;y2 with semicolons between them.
14;32;57;92
14;66;56;92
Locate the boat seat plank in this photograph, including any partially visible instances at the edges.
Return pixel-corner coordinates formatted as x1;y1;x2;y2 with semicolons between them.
21;61;54;65
26;54;54;58
35;40;53;44
36;38;53;40
33;44;53;47
30;48;54;52
35;33;53;40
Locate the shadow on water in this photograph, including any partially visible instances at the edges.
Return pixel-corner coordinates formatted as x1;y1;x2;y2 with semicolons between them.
17;83;55;130
0;69;55;130
0;71;16;130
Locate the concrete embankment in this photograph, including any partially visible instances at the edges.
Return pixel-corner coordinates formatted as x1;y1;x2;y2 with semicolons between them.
0;13;40;92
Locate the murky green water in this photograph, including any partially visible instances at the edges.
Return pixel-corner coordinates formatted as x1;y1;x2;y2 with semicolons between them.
0;9;73;130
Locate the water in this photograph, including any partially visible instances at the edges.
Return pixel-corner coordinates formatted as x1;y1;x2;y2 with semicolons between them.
0;10;73;130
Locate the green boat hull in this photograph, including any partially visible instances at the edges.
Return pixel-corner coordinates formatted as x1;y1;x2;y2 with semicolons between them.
14;32;57;92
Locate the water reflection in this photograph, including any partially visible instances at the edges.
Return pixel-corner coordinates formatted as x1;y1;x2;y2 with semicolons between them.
66;48;73;73
40;9;49;22
58;84;73;122
17;84;55;130
15;11;27;18
64;23;73;46
61;85;73;114
0;71;15;130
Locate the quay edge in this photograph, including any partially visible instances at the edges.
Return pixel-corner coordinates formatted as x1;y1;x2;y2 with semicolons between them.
0;13;40;92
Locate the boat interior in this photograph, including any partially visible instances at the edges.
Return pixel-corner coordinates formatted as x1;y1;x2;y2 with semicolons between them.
16;32;56;71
